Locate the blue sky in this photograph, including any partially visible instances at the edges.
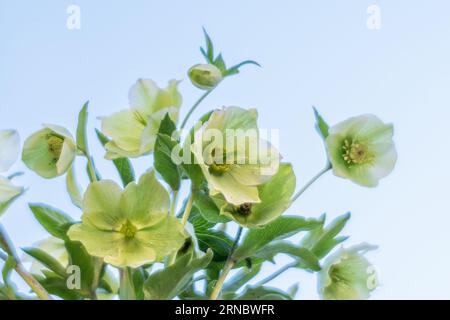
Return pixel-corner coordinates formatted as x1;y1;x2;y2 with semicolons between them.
1;0;450;299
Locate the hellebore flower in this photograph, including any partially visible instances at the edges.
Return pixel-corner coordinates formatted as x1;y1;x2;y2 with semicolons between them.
0;129;24;216
67;171;187;268
318;243;379;300
188;64;222;90
22;124;76;178
191;107;280;205
325;114;397;187
214;163;296;228
101;79;182;159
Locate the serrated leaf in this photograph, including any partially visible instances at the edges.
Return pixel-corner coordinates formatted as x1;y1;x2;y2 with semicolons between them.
234;216;322;260
95;129;135;187
144;250;213;300
154;134;181;191
202;28;214;63
22;247;66;278
66;165;83;209
313;107;329;140
76;101;89;154
29;203;73;239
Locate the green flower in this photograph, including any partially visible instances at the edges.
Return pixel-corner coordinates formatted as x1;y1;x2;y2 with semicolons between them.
0;129;24;216
188;64;222;90
22;124;76;178
191;107;280;205
214;163;296;228
67;171;187;268
318;243;378;300
101;79;182;159
325;114;397;187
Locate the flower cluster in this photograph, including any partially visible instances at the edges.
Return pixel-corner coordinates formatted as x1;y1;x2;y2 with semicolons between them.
0;30;396;301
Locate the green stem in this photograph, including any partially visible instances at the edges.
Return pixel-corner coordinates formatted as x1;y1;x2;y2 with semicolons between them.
170;190;179;216
180;193;194;226
167;192;195;266
254;261;298;287
119;267;135;300
180;89;214;129
0;224;52;300
210;226;243;300
291;163;332;203
86;156;98;182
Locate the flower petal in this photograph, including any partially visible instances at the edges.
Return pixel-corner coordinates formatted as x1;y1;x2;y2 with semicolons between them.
119;171;170;229
82;180;124;230
0;130;20;172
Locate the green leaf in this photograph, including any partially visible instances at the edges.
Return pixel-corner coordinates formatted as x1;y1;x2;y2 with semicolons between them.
76;101;90;154
37;272;82;300
313;107;329;140
144;249;213;300
237;286;291;300
202;28;214;63
234;216;322;260
302;212;351;259
22;247;67;278
29;203;73;239
224;60;261;76
65;238;104;297
66;165;83;209
193;190;230;223
255;241;321;271
222;263;263;294
154;134;181;191
95;129;135;187
197;231;232;262
158;113;177;137
2;256;16;285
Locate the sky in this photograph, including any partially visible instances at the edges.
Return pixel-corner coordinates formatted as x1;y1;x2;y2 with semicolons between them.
1;0;450;299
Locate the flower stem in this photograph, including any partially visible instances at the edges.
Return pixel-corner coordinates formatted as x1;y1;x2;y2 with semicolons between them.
86;156;98;182
210;226;243;300
291;163;332;203
119;267;135;300
167;192;195;266
180;89;214;130
0;224;52;300
170;190;179;216
180;193;194;226
254;260;298;287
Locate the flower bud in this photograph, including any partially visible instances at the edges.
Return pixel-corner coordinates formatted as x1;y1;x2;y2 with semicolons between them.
318;243;379;300
22;124;76;178
188;64;222;90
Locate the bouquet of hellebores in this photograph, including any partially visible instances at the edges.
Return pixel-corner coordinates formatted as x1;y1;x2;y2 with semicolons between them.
0;30;397;301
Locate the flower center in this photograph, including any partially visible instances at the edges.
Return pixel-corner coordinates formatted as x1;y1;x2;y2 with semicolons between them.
342;139;373;166
119;220;138;239
47;135;64;160
133;110;148;126
236;203;252;216
208;163;231;176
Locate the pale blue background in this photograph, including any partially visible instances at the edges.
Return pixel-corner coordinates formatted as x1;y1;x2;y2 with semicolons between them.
1;0;449;299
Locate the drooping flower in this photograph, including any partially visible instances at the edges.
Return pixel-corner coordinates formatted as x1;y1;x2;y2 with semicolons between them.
22;124;76;178
67;171;187;268
101;79;182;159
191;107;280;205
325;114;397;187
318;243;379;300
0;130;24;216
188;64;222;90
214;163;296;228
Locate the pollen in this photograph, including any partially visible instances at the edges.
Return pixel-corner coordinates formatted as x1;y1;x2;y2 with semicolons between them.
341;139;374;167
119;220;138;239
236;203;252;216
208;163;231;176
47;135;64;159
